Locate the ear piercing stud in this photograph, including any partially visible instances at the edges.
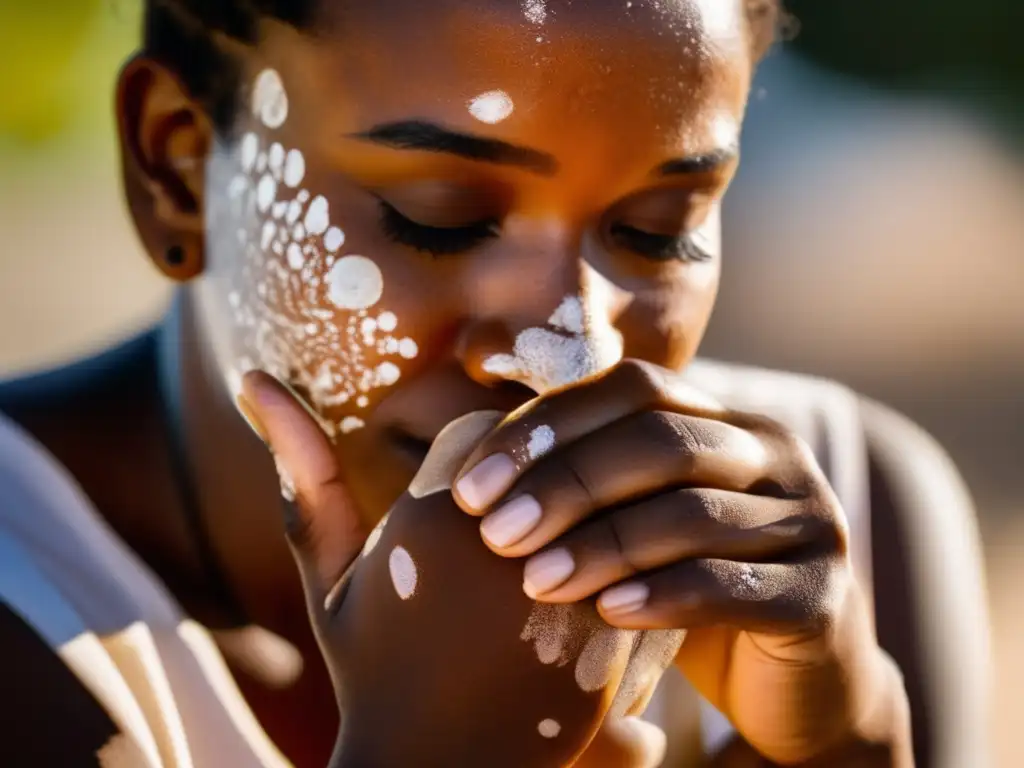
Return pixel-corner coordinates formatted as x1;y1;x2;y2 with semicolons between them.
165;245;186;266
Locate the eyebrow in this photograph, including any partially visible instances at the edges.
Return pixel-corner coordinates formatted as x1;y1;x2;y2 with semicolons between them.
351;120;559;176
656;147;739;176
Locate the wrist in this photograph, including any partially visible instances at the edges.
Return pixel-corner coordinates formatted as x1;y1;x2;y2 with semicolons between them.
809;650;914;768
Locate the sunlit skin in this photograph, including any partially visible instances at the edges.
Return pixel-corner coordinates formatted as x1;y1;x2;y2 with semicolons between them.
116;0;911;765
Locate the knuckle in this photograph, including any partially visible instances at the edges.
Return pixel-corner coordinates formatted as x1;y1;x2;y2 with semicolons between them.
553;452;600;509
781;561;846;633
604;514;643;576
612;359;665;402
641;410;714;458
675;487;731;525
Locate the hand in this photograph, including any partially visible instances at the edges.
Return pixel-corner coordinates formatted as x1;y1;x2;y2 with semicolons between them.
451;360;909;764
241;372;670;768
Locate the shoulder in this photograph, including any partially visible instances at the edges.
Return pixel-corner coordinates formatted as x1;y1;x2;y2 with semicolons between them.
686;358;980;534
859;396;990;766
0;328;167;521
688;358;974;488
685;359;866;490
0;327;161;428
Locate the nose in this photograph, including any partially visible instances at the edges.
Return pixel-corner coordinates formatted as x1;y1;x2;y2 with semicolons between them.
459;266;626;395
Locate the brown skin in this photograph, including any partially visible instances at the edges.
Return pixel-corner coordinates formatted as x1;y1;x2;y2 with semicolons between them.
113;0;911;765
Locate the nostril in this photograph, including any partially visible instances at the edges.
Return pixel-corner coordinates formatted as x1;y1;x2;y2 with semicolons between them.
456;318;517;387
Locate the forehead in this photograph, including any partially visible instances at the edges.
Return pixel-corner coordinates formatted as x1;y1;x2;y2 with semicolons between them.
255;0;750;159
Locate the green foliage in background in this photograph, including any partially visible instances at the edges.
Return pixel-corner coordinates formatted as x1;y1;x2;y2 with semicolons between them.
0;1;138;146
786;0;1022;122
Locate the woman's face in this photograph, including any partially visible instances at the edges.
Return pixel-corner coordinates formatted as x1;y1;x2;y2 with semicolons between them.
188;0;753;523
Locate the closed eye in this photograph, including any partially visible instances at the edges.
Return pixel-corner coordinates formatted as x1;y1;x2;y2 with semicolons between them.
609;223;713;263
378;200;499;257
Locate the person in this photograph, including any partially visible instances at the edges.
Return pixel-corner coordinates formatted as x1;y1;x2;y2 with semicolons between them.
0;0;988;765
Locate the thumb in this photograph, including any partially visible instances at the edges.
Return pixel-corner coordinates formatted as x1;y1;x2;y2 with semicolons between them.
239;371;368;617
576;717;668;768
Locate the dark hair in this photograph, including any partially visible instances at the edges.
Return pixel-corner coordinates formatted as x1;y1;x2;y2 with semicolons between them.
143;1;317;132
143;0;781;135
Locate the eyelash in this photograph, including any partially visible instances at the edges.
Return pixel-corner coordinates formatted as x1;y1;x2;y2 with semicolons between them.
378;201;498;257
608;223;713;264
376;200;712;264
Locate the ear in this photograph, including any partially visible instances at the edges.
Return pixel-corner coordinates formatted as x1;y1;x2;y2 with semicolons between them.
116;54;216;281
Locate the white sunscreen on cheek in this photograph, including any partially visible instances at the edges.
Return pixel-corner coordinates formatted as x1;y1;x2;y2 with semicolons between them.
208;67;425;437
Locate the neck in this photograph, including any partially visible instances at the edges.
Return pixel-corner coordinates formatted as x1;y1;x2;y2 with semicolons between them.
160;290;310;638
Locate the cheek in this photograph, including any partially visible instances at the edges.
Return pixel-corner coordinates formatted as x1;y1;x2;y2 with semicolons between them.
202;69;428;438
618;263;719;370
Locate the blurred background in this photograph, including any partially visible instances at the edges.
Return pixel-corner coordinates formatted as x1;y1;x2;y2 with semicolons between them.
0;0;1020;763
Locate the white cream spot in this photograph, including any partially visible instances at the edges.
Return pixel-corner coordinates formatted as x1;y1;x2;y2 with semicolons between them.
240;132;259;172
520;602;574;666
538;719;562;739
324;226;346;252
548;296;585;334
304;195;330;235
575;628;626;693
283;149;306;187
260;221;277;250
341;416;365;434
326;255;384;310
228;175;248;201
522;0;548;24
256;175;277;212
376;362;401;386
389;546;418;600
398;338;419;359
377;311;398;332
268;142;285;174
481;294;623;394
227;369;243;399
286;243;304;270
275;456;297;502
362;517;387;557
527;425;556;460
468;90;515;125
286;200;304;224
252;68;289;129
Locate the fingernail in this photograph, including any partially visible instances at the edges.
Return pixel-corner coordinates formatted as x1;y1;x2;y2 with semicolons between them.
236;395;269;444
599;582;650;615
481;495;543;548
456;453;517;511
524;548;575;598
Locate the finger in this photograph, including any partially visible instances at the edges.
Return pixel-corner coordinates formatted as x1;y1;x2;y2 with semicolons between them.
477;412;775;555
594;556;845;636
574;717;667;768
453;360;726;515
241;371;367;618
520;489;823;601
